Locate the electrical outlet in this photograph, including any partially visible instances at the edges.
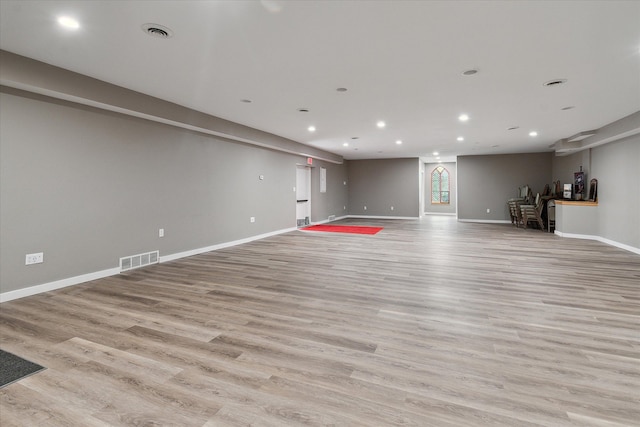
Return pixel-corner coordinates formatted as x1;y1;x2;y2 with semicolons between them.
159;228;164;237
25;252;44;265
259;175;264;180
250;217;256;223
486;208;491;213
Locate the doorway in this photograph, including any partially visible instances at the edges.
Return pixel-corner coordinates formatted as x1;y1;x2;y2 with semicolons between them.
296;165;311;227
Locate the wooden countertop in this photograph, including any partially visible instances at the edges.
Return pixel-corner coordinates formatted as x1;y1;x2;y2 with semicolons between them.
555;200;598;206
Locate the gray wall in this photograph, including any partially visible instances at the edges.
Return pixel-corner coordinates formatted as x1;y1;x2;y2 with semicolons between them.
552;150;591;197
457;153;552;221
424;162;457;215
592;135;639;248
551;117;639;250
310;162;349;221
591;135;640;249
347;158;420;217
0;51;343;165
0;89;347;294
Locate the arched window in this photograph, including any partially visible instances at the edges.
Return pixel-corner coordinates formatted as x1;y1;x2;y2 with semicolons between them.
431;166;450;204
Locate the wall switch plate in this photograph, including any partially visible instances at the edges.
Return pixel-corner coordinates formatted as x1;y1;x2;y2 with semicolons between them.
250;217;256;223
487;208;491;213
391;206;394;211
364;206;367;210
25;252;44;265
159;228;164;237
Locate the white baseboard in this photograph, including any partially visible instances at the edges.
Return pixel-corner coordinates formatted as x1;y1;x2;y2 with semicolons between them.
458;219;512;224
347;215;419;220
310;215;349;225
5;223;634;304
0;226;297;304
159;226;297;263
554;231;640;255
0;267;120;303
424;212;457;216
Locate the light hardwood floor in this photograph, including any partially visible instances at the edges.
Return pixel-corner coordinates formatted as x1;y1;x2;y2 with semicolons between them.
1;217;639;426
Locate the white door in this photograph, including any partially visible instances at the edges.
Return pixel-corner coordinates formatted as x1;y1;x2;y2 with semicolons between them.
296;165;311;226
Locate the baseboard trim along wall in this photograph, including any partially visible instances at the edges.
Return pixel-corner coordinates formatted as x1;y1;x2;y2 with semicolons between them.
458;219;512;224
0;267;121;304
159;227;297;263
5;223;635;304
347;215;419;220
0;226;297;303
554;230;640;255
311;215;349;225
424;212;457;216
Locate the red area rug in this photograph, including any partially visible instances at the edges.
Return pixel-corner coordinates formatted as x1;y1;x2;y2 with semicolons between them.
302;224;383;235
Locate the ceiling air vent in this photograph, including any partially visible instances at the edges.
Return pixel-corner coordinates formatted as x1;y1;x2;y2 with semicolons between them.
142;23;173;39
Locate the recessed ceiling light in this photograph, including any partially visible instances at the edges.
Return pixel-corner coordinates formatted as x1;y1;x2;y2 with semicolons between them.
458;114;469;122
297;108;309;113
336;87;348;92
343;142;349;147
437;157;441;160
377;121;386;128
561;106;575;111
507;126;519;130
462;69;478;76
308;126;316;132
433;151;439;156
529;131;538;137
543;78;567;87
57;16;80;30
395;140;403;145
457;137;464;142
141;23;173;38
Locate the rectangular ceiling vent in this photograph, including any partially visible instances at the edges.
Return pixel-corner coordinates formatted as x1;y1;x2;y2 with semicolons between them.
120;250;159;272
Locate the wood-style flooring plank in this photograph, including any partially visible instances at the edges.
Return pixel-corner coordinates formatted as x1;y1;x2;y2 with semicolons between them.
1;217;639;426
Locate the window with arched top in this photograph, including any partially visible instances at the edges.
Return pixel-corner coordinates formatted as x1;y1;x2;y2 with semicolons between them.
431;166;450;204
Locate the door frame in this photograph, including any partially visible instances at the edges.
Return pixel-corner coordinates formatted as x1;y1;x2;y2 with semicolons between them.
296;165;312;227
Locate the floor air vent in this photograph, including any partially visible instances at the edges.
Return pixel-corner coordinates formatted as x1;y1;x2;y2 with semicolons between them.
120;250;159;272
328;215;336;221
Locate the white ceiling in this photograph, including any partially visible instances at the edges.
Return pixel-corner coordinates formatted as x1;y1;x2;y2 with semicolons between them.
1;0;639;162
